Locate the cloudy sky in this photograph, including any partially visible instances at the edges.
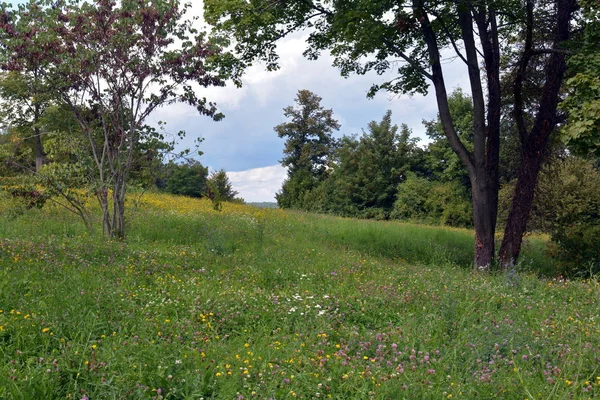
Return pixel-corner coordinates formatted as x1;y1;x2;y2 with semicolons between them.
149;38;469;202
7;0;470;202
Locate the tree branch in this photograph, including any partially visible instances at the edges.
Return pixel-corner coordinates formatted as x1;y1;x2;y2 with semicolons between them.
426;8;469;66
513;0;534;146
381;38;433;80
413;0;473;173
458;4;487;167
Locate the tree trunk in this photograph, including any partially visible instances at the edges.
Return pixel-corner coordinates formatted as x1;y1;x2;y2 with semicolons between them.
471;171;498;270
34;103;43;172
112;174;126;240
98;187;112;237
498;149;545;267
498;0;575;268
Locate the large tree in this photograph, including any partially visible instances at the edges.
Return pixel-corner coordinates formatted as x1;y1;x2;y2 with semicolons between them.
319;110;421;218
275;89;339;208
1;0;226;238
206;0;578;270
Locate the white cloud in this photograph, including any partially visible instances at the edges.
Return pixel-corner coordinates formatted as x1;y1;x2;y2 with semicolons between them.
227;165;287;203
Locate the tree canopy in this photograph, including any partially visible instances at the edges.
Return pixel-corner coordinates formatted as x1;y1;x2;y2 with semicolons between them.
1;0;226;238
275;89;339;208
205;0;580;270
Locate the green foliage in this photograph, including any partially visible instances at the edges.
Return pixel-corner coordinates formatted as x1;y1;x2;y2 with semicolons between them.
300;111;423;219
534;157;600;275
206;169;241;211
423;88;473;190
560;0;600;156
277;169;315;209
275;90;339;208
392;174;473;227
204;0;521;96
164;161;209;199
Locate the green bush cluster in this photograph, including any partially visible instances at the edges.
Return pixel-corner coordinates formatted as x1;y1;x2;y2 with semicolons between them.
537;158;600;276
161;163;241;205
392;174;473;227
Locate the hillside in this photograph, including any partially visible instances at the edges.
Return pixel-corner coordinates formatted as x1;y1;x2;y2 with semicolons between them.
0;193;598;399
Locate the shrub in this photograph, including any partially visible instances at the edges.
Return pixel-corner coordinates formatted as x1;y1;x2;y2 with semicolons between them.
392;174;472;227
537;157;600;276
164;161;208;198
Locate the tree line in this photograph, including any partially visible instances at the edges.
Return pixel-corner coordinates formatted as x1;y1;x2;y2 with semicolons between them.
274;88;600;275
206;0;599;272
0;0;598;274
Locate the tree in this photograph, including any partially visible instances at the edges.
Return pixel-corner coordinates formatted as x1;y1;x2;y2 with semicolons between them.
206;169;240;205
165;161;209;198
497;0;577;267
205;0;578;270
1;0;226;238
275;90;339;208
0;0;56;173
316;110;421;218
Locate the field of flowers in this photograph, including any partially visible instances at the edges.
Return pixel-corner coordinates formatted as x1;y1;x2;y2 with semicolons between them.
0;192;599;399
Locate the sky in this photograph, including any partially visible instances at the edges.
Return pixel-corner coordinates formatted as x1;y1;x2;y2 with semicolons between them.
7;0;470;202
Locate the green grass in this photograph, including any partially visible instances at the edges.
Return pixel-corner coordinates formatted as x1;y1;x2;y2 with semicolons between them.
0;193;599;399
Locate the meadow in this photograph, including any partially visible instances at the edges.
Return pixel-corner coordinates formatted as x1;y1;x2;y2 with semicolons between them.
0;193;599;399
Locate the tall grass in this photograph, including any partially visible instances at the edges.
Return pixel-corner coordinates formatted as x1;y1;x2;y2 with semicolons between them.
0;191;597;399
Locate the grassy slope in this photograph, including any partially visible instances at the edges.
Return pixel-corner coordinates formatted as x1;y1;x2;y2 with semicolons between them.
0;193;598;399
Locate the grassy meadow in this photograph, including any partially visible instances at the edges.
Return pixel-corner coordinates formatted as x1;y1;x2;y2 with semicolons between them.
0;193;599;399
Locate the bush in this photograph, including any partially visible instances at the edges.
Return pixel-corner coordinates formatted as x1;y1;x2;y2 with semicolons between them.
392;174;473;227
164;161;208;198
538;158;600;276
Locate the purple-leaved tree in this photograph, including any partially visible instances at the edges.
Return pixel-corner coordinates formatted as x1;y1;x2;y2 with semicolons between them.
1;0;226;238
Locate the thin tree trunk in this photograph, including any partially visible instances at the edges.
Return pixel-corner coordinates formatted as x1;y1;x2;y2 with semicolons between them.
112;173;126;240
34;105;43;172
98;187;111;237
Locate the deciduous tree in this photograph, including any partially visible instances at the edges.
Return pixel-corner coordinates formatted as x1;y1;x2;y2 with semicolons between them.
1;0;226;238
206;0;578;270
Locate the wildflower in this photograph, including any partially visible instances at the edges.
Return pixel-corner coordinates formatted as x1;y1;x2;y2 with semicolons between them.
42;328;50;333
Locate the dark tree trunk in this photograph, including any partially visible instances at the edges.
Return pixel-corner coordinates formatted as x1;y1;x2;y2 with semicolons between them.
112;175;126;240
98;187;112;237
416;0;502;270
498;149;546;267
498;0;575;268
471;175;497;269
